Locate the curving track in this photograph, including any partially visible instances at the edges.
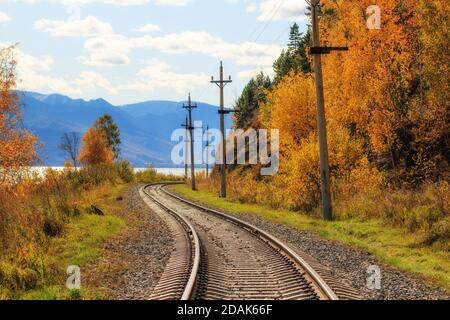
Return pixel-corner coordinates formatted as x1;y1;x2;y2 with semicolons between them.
141;183;340;300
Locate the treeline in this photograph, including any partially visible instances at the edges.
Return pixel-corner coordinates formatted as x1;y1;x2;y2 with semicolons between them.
204;0;449;245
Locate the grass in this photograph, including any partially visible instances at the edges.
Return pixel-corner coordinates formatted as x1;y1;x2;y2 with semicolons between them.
1;165;184;300
4;184;128;300
173;184;450;290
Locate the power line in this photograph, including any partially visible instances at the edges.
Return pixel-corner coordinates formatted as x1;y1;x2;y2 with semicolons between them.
272;12;308;45
252;0;286;43
245;0;285;43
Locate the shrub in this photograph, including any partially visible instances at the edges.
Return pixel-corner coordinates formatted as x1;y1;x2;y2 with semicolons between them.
135;166;159;183
115;160;134;183
135;166;183;184
85;205;104;216
68;288;82;300
423;216;450;247
0;262;39;291
43;214;65;237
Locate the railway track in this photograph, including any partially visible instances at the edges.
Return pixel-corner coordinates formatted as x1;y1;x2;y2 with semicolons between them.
141;183;340;300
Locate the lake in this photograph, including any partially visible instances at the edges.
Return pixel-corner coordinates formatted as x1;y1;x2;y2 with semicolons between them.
32;167;205;177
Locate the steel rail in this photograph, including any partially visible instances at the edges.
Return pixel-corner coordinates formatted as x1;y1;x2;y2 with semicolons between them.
160;184;339;301
142;183;200;300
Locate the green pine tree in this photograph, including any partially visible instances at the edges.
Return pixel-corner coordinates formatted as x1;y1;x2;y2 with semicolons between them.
273;24;312;84
94;114;121;160
234;72;272;129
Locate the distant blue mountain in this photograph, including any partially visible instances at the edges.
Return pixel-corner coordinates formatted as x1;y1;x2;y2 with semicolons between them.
18;91;231;167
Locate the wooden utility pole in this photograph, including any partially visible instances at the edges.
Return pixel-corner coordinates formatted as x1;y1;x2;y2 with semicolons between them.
211;61;232;198
183;93;197;191
311;0;332;221
205;125;209;178
182;116;189;180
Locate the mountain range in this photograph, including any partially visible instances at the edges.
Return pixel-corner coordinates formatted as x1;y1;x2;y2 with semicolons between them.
18;91;232;167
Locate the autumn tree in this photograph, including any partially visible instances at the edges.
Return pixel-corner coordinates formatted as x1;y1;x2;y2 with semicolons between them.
79;127;113;166
317;0;449;182
408;0;450;181
0;46;38;186
59;132;80;168
94;114;121;160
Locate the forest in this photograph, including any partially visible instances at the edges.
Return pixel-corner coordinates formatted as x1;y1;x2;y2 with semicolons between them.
199;0;449;247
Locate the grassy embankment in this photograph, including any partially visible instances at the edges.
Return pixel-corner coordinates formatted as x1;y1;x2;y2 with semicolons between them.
173;184;450;290
0;165;181;300
3;183;127;300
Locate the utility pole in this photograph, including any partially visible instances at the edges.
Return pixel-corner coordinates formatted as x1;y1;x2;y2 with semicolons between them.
211;61;232;198
205;125;209;178
310;0;344;221
183;93;197;191
181;116;189;180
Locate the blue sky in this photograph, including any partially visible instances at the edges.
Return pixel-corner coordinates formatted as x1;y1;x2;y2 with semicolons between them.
0;0;309;106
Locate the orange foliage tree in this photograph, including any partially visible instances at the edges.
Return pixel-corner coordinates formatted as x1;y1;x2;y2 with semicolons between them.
79;127;113;166
319;0;449;181
0;46;38;186
258;72;379;211
226;0;449;210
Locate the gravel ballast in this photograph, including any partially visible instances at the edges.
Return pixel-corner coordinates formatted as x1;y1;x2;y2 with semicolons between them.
170;188;449;300
85;184;448;300
85;184;173;300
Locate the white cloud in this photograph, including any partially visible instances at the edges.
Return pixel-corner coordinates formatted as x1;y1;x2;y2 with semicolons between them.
133;32;283;66
134;23;161;33
12;49;80;95
80;31;282;67
19;68;120;96
79;51;130;67
35;16;114;37
124;59;209;93
31;10;282;68
0;11;11;24
20;73;82;95
16;52;53;73
0;44;118;96
73;71;118;94
246;4;257;13
79;34;131;66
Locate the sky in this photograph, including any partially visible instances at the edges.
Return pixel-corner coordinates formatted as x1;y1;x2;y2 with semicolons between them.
0;0;310;106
